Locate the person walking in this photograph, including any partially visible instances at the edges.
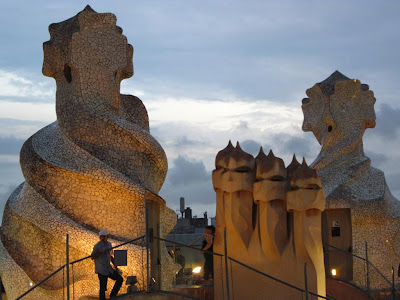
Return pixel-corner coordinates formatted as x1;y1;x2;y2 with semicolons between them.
91;229;123;300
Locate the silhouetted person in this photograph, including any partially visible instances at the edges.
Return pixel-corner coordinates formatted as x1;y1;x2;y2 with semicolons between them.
201;225;215;280
174;248;186;284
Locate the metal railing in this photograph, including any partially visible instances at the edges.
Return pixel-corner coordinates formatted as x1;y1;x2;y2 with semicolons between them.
15;229;400;300
159;228;338;300
227;257;338;300
154;234;223;297
324;241;400;300
16;234;146;300
15;265;66;300
69;235;146;299
219;225;338;300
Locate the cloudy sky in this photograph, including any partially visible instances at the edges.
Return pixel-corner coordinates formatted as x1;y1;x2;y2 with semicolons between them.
1;0;400;220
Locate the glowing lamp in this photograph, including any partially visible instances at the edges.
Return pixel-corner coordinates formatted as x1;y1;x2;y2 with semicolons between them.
192;266;202;274
331;269;337;276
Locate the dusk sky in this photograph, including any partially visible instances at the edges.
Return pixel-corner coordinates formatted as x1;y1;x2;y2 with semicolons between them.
1;0;400;219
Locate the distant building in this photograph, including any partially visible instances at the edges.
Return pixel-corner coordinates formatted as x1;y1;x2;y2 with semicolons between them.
210;217;216;227
166;205;214;281
170;207;209;234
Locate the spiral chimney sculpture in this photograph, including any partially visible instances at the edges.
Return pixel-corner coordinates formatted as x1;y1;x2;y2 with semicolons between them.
0;6;177;299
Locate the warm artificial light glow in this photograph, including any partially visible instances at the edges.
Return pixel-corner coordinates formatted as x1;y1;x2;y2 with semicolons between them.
192;266;202;274
331;269;337;276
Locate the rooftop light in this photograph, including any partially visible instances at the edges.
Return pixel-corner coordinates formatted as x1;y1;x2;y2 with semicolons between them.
192;266;202;274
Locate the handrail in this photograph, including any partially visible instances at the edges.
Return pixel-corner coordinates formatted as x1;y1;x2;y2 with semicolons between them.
323;242;366;260
312;292;340;300
325;293;342;300
16;234;146;299
19;236;396;300
70;235;146;265
308;290;340;300
16;265;66;300
324;242;400;295
368;262;400;294
154;236;224;257
160;236;339;299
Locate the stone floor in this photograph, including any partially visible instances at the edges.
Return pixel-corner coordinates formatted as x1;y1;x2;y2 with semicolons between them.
120;293;196;299
79;282;213;300
81;291;200;300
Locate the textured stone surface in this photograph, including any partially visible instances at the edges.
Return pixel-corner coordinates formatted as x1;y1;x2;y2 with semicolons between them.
212;142;326;299
302;71;400;288
0;6;177;299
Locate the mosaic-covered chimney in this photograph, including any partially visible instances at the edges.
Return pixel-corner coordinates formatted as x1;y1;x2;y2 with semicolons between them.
212;142;326;300
0;6;177;299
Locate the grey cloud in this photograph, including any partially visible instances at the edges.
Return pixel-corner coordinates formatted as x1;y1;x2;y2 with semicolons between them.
0;69;55;103
0;159;24;220
239;139;271;157
218;139;273;158
148;126;165;145
160;155;215;214
0;184;18;220
240;139;261;156
2;1;400;105
273;134;319;161
385;173;400;200
160;180;215;211
281;136;312;156
172;136;206;148
365;150;389;168
371;104;400;139
1;0;400;220
149;125;204;148
216;135;319;166
0;95;53;103
235;121;249;130
0;160;24;184
0;136;24;155
0;118;48;141
167;155;209;186
0;118;47;126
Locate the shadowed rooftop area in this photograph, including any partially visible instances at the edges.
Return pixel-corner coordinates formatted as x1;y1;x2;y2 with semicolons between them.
81;291;203;300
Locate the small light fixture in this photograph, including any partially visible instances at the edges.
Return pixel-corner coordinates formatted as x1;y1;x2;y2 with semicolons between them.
29;282;34;287
331;269;337;276
192;266;202;274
